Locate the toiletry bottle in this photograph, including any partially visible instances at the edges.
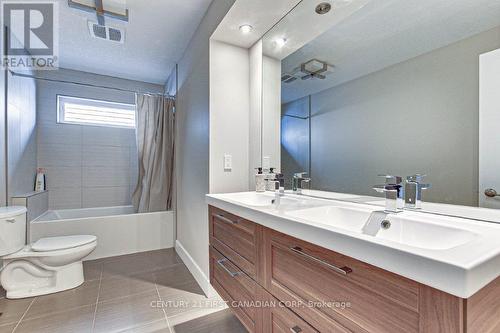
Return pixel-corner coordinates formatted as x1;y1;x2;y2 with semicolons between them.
34;168;46;192
255;167;266;192
265;168;276;191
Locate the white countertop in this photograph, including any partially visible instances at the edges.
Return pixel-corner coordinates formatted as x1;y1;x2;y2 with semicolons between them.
206;191;500;298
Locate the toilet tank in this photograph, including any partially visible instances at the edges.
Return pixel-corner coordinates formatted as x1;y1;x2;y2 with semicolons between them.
0;207;27;256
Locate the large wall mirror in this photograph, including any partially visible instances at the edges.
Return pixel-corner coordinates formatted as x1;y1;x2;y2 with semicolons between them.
261;0;500;218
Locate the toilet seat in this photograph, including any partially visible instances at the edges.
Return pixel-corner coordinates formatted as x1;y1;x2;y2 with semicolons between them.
32;235;97;252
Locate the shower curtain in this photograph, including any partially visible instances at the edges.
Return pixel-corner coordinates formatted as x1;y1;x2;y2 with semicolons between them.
132;94;175;213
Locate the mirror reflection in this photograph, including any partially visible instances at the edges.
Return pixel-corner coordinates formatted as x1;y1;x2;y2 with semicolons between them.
262;0;500;213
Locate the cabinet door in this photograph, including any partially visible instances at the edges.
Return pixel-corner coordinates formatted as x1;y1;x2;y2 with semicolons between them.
209;206;263;280
262;290;322;333
210;246;262;332
263;229;420;333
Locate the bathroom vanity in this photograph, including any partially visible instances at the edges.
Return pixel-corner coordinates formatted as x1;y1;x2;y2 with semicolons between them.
206;192;500;333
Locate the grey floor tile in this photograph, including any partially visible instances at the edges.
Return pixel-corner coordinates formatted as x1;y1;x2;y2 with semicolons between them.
101;249;182;279
170;309;246;333
0;250;241;333
0;297;33;326
0;323;16;333
83;261;103;281
157;281;219;318
98;271;157;302
153;265;198;291
13;304;95;333
93;291;164;333
24;280;100;320
121;318;170;333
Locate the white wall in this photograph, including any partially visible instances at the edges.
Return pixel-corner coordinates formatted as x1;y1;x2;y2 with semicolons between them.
209;40;250;193
174;0;236;296
249;40;263;189
7;72;37;203
35;68;163;210
0;65;6;206
293;27;500;206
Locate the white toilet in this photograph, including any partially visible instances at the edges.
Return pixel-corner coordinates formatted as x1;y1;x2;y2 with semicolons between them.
0;206;97;299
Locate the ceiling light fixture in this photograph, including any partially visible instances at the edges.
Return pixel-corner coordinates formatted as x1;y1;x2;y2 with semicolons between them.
275;37;287;48
315;2;332;15
239;24;253;34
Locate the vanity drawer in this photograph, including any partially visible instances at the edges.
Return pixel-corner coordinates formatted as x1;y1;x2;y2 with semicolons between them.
262;290;321;333
210;246;262;332
263;229;420;333
209;206;262;279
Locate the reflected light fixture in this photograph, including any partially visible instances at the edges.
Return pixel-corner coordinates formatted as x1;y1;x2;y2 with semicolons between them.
239;24;253;34
275;37;287;48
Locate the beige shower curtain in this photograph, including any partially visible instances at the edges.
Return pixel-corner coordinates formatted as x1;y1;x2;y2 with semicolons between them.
132;94;175;213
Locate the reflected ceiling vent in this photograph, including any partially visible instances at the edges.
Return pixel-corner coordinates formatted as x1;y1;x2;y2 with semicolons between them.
88;21;125;43
282;59;334;84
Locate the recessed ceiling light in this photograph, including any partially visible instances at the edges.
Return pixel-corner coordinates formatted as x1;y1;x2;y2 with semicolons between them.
239;24;253;34
275;37;287;48
315;2;332;15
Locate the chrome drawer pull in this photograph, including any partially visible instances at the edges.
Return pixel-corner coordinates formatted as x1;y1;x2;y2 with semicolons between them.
290;326;302;333
290;246;352;276
214;214;238;225
217;259;242;277
6;218;15;223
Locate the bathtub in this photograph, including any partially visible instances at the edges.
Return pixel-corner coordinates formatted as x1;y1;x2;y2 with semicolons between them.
30;206;175;260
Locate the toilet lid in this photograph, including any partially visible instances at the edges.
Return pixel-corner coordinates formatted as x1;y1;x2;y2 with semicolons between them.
32;235;97;252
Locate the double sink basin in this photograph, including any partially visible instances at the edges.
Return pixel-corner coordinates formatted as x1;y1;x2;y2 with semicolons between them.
224;192;480;251
207;191;500;298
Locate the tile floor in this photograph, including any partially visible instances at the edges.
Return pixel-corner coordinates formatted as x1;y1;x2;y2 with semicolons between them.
0;249;247;333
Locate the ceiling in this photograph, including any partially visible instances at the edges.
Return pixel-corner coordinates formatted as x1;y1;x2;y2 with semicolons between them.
56;0;213;84
280;0;500;103
211;0;301;48
263;0;370;60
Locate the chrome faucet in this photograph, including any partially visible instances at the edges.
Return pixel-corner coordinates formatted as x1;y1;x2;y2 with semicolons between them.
373;175;404;213
265;180;284;207
292;172;311;194
404;174;431;209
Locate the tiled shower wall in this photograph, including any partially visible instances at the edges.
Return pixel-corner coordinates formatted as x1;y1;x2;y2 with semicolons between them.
36;68;163;210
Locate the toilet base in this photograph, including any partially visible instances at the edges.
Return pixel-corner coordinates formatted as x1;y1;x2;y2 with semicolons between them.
1;260;85;299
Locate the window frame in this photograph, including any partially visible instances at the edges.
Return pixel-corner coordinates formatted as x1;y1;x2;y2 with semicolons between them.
56;94;136;129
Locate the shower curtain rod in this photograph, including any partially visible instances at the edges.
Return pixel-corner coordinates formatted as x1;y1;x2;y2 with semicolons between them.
9;70;175;99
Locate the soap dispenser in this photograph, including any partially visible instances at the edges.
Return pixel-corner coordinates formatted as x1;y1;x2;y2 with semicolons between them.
265;168;277;191
255;167;266;192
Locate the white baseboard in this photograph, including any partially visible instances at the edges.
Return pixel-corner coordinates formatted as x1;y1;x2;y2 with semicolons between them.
175;240;217;298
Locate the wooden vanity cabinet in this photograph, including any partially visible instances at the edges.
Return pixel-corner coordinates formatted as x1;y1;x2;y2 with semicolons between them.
209;206;264;281
208;205;500;333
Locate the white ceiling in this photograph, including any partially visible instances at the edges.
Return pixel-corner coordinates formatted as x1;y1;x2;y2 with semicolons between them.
57;0;213;84
280;0;500;103
263;0;370;60
211;0;301;48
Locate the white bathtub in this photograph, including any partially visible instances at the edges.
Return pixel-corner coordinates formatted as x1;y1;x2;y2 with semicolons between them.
30;206;175;260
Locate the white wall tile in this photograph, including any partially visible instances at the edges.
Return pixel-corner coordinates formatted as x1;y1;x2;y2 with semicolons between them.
38;123;82;145
83;166;130;187
38;144;82;167
82;145;130;167
82;186;131;208
49;187;82;210
44;166;82;189
82;126;136;147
